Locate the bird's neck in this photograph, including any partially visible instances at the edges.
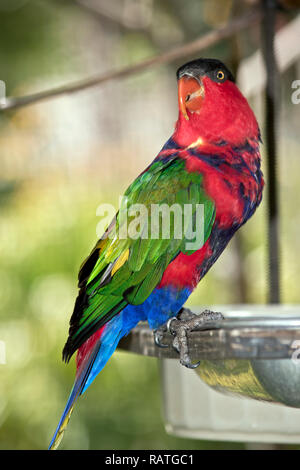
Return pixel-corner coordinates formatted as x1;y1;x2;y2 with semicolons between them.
173;113;259;149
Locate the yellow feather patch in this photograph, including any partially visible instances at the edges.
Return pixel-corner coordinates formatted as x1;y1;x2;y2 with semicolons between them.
96;238;107;252
111;249;129;276
187;137;204;148
49;405;75;450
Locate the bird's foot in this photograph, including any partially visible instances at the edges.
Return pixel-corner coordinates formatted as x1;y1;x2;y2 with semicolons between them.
154;308;196;348
155;308;224;369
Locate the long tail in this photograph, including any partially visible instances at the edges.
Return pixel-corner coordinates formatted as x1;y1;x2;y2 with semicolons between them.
48;314;125;450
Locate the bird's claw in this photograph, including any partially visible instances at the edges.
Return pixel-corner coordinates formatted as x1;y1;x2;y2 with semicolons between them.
154;308;224;369
154;315;179;348
171;323;201;369
154;324;169;348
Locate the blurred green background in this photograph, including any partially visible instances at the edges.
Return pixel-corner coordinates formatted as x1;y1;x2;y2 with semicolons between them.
0;0;300;450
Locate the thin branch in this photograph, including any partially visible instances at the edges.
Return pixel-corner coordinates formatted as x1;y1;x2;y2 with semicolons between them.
0;9;262;112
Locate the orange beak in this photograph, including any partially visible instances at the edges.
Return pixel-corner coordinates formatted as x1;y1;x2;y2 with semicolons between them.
178;75;204;120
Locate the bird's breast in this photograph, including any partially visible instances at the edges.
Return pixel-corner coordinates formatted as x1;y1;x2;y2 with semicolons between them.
159;146;264;290
183;147;263;228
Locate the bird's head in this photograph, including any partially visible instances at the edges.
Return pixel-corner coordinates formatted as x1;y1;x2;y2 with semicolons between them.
174;58;260;148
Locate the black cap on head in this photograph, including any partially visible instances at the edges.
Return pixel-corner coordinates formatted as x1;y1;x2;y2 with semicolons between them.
177;58;235;84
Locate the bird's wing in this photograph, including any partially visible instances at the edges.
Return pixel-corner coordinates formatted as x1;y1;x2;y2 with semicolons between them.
62;154;215;361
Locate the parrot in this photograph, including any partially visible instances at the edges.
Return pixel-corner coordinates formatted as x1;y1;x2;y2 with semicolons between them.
49;58;264;449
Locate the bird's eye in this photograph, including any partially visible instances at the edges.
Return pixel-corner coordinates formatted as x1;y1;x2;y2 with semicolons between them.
216;70;225;81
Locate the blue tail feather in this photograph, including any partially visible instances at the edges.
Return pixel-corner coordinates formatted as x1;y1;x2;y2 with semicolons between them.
48;312;132;449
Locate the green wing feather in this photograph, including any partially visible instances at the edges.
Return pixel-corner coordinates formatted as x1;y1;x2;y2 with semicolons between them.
62;156;215;361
